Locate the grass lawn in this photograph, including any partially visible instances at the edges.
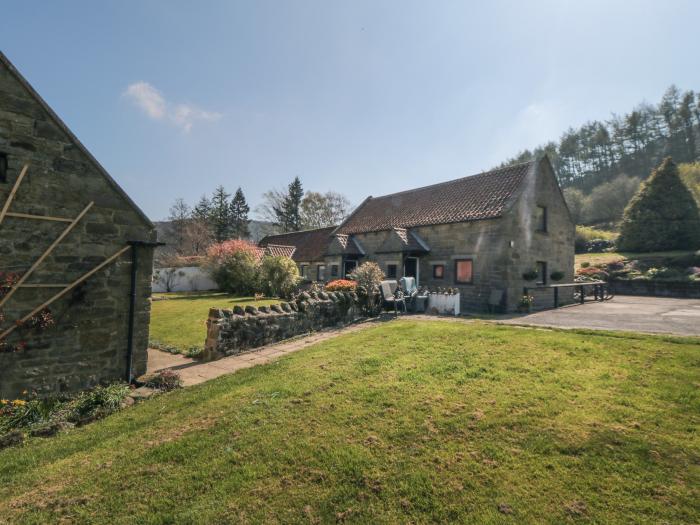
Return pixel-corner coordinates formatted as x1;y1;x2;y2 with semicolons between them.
1;321;698;523
575;250;696;269
149;291;280;355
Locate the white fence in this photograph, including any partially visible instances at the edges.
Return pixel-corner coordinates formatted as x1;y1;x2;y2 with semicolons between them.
152;266;218;293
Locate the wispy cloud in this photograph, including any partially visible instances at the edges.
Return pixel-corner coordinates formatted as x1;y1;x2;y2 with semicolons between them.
123;81;221;132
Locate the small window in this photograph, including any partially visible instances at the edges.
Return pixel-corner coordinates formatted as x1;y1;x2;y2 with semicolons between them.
432;264;444;279
0;153;7;183
317;265;325;281
536;205;547;232
387;264;397;279
300;265;308;278
536;261;547;285
331;265;339;277
455;259;473;284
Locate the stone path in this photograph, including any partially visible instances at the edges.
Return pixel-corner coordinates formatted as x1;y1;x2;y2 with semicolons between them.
147;319;385;387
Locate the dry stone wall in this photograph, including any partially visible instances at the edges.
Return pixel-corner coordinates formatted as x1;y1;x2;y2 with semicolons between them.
205;291;361;358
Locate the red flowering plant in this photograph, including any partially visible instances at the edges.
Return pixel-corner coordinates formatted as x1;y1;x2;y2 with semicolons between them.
204;240;264;295
575;266;609;282
325;279;357;292
0;272;21;298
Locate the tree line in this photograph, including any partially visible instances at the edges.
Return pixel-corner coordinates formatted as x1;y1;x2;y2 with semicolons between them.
502;85;700;226
164;178;352;256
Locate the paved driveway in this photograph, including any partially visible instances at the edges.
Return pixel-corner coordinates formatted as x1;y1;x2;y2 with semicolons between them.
500;295;700;337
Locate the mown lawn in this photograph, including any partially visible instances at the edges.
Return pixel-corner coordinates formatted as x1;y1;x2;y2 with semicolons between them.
1;321;698;524
149;291;280;354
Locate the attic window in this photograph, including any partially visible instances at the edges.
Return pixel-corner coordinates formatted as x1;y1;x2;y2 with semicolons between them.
0;153;7;183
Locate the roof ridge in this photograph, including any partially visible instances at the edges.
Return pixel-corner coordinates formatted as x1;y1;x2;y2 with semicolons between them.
367;160;536;201
262;225;336;237
0;50;154;229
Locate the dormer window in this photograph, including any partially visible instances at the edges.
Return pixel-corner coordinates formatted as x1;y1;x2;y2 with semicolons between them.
536;205;547;232
0;153;7;183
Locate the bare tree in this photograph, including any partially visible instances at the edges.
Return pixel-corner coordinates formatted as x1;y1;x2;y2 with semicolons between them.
168;198;192;254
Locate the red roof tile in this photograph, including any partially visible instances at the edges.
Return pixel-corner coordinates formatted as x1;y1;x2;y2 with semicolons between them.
336;161;533;234
259;226;336;262
264;244;296;258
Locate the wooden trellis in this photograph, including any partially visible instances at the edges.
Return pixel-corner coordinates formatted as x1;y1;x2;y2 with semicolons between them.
0;164;129;341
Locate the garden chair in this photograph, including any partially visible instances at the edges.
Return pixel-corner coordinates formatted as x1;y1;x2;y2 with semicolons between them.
380;280;406;316
399;276;419;311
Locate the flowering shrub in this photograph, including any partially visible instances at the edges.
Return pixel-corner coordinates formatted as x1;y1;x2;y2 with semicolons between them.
575;266;609;281
205;240;262;295
260;256;300;299
325;279;357;292
518;295;534;309
349;262;384;316
205;239;262;262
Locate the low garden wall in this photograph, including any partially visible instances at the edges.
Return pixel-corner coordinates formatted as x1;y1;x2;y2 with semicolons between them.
610;279;700;299
205;291;361;358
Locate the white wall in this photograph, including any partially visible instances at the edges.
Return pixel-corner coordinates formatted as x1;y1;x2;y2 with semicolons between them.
152;266;218;293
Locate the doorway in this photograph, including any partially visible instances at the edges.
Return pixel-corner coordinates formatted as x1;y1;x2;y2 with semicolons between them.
403;257;419;284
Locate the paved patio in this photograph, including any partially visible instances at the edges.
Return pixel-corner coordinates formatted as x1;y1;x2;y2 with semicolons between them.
499;295;700;336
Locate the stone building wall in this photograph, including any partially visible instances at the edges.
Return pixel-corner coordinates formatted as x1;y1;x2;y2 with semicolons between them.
321;158;575;312
502;157;576;310
0;54;155;398
205;291;360;357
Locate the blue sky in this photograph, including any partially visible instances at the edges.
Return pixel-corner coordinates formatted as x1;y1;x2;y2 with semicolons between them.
4;1;700;220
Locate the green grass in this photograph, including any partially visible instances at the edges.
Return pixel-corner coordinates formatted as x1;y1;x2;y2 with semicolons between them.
149;291;280;354
1;321;698;524
575;250;696;269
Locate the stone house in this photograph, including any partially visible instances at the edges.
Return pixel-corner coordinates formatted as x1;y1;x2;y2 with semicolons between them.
260;157;574;312
0;52;156;398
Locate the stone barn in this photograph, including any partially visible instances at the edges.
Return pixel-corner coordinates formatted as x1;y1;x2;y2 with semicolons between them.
0;52;157;398
260;157;575;312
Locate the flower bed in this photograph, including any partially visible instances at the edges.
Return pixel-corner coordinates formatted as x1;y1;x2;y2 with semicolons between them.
324;279;357;292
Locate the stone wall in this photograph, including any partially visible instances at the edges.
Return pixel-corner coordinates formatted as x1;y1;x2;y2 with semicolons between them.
205;291;361;358
610;280;700;299
0;54;155;398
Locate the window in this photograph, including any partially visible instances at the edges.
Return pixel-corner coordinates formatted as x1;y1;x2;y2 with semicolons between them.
387;264;397;279
432;264;445;279
0;153;7;183
536;205;547;232
300;265;308;278
454;259;473;284
317;265;326;281
536;261;547;285
331;265;339;277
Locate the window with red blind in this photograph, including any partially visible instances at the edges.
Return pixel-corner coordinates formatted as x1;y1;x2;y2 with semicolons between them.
454;259;473;284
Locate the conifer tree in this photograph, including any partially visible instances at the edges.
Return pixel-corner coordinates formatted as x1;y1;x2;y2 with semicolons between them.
229;187;251;239
618;157;700;251
274;177;304;232
210;185;231;242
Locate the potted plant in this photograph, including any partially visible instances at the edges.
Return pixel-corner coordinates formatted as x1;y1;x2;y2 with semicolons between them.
522;269;538;281
517;294;534;313
550;270;565;282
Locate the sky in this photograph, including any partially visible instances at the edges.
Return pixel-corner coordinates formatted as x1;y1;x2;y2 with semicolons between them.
4;0;700;221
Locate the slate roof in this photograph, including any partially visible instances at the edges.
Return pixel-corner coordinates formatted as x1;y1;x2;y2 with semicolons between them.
259;226;336;262
335;161;534;234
